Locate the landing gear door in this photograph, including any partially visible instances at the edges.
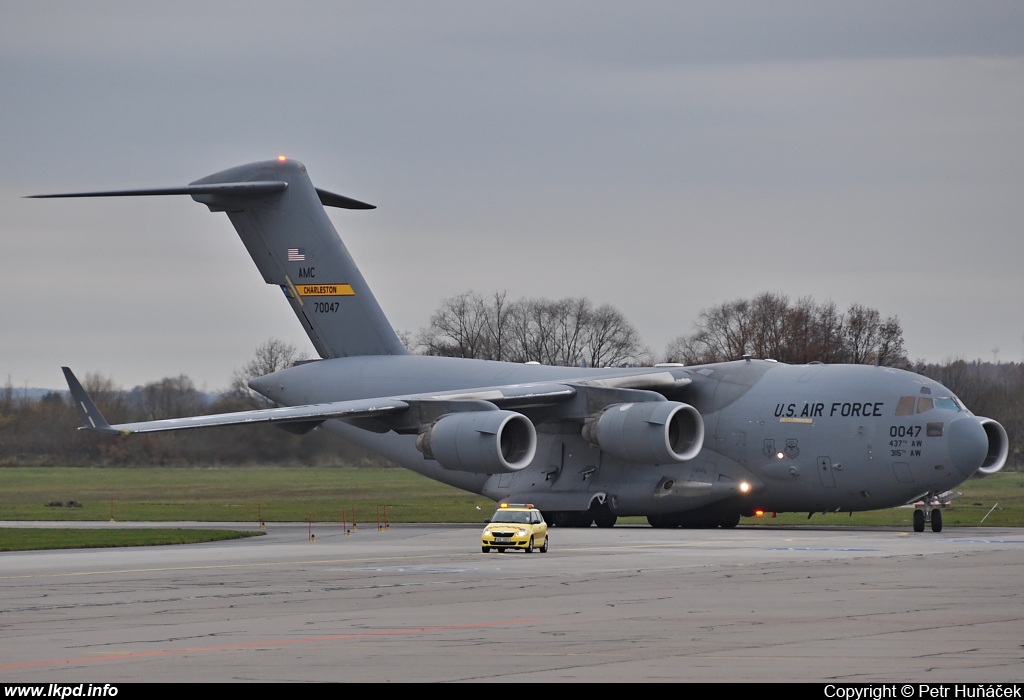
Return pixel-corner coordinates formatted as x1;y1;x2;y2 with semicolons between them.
550;437;601;492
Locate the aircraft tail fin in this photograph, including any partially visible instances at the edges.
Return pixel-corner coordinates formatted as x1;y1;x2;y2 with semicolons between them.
190;159;407;358
35;159;408;359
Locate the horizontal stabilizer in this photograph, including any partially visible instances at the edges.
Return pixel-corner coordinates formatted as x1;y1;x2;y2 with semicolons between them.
316;188;375;210
28;181;288;199
30;183;375;209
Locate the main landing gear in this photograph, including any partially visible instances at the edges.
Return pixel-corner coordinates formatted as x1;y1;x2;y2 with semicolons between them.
544;500;619;528
913;508;943;533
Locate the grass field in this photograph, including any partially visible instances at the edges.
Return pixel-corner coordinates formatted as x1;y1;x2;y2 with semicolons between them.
0;528;262;552
0;465;1021;527
0;465;496;523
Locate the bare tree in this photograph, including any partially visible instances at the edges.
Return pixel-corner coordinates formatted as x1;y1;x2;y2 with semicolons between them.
419;291;646;367
1;375;15;415
82;372;129;423
667;294;908;367
140;375;206;420
586;303;649;367
840;304;907;366
417;291;492;358
666;297;752;364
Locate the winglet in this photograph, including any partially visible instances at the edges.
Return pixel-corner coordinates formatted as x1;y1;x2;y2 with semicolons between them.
61;367;119;435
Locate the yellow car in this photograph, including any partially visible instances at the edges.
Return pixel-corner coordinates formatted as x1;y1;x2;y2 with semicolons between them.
481;503;549;553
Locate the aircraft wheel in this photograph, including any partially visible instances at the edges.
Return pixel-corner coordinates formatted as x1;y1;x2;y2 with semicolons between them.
482;546;490;553
931;508;943;533
590;501;617;528
560;512;592;527
548;512;572;528
525;537;534;553
719;512;741;528
540;535;548;553
913;509;925;533
675;513;714;528
647;514;674;529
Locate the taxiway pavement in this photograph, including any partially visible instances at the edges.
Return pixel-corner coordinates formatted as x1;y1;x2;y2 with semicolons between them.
1;523;1021;682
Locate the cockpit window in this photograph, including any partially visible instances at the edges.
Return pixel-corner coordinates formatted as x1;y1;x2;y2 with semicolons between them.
895;397;916;416
897;395;965;416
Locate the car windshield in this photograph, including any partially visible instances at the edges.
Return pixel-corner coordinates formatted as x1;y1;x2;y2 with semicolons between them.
491;511;531;524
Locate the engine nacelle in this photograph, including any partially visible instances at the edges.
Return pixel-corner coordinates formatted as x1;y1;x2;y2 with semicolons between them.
416;410;537;474
977;417;1009;475
582;401;704;464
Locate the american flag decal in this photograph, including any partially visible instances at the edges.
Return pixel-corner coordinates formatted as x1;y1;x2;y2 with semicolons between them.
287;247;306;262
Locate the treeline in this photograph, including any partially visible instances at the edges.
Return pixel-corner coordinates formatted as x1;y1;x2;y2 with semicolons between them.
665;292;907;367
0;360;382;468
415;291;648;367
2;293;1021;469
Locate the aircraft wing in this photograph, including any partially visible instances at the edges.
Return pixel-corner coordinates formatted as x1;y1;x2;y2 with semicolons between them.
62;367;690;436
407;369;690;406
63;367;408;435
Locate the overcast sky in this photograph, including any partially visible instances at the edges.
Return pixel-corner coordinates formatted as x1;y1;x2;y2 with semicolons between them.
3;1;1023;391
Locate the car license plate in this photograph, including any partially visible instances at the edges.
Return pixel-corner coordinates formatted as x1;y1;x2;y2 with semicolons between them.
495;537;510;544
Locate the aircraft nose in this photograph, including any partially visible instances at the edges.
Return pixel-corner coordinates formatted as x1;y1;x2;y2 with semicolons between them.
947;416;989;477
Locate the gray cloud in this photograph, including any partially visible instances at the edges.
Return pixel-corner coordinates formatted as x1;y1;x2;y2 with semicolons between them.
3;1;1023;388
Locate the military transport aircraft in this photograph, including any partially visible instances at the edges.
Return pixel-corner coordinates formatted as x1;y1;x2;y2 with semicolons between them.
35;158;1009;533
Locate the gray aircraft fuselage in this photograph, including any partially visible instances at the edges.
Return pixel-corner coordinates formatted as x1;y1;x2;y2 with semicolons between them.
252;352;994;519
43;158;1008;530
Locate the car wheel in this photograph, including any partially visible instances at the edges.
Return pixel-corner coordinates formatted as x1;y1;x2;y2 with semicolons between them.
540;535;548;553
497;548;505;553
525;537;534;553
482;546;490;553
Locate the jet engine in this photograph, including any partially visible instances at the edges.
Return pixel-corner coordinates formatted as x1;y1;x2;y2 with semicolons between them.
977;417;1009;475
582;401;704;464
416;410;537;474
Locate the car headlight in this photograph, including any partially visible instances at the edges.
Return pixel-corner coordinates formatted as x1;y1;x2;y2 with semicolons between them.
516;529;528;537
